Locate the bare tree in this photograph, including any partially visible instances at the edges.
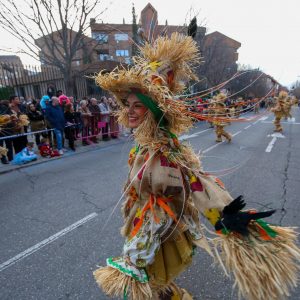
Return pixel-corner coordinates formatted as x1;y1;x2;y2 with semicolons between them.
0;0;107;95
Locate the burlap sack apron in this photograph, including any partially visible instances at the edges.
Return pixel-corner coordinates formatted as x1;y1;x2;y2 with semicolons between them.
147;229;193;286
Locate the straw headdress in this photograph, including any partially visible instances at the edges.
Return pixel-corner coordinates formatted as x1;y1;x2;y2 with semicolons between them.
277;91;288;103
214;93;227;107
95;33;201;145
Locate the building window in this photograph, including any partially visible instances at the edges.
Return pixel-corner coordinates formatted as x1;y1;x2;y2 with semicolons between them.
92;32;108;43
97;49;110;61
114;33;128;41
116;50;129;57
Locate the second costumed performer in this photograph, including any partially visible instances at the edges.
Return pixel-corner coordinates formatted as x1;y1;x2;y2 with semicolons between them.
93;33;300;300
210;93;232;143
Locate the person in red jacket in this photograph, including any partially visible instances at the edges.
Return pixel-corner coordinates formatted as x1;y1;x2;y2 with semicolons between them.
39;138;60;157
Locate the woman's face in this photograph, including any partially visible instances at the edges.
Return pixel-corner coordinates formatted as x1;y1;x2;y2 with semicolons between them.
29;104;35;111
125;94;148;128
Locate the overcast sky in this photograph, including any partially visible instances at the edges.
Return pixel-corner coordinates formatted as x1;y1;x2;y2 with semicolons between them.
0;0;299;86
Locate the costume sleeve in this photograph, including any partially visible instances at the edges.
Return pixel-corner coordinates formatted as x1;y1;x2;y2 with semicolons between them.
188;171;233;227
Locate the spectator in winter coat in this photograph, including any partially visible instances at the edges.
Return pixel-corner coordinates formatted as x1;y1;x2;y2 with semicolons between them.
47;84;56;98
10;95;29;154
88;98;101;143
99;96;110;140
64;104;76;151
45;97;65;155
78;100;92;146
27;103;45;145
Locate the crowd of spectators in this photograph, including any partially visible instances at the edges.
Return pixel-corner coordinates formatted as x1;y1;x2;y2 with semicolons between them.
0;91;120;165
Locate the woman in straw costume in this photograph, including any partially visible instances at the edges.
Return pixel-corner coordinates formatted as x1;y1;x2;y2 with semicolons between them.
271;91;288;132
210;93;232;143
93;33;300;300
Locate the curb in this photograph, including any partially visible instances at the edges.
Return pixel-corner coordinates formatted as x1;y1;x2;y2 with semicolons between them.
0;138;128;175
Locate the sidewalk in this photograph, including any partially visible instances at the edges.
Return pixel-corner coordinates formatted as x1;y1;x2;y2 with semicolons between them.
0;136;129;175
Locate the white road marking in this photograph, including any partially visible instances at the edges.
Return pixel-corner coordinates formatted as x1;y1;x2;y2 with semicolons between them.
0;212;98;272
179;128;212;141
203;130;240;153
253;120;260;125
265;137;277;152
232;130;241;137
203;142;224;153
244;125;252;130
259;116;269;121
265;133;285;153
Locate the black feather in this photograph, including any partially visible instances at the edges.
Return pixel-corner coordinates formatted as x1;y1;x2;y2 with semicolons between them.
223;195;246;214
187;17;197;39
249;210;276;220
215;199;276;236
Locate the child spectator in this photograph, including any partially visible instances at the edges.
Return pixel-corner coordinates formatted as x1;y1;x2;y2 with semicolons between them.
39;138;60;158
12;142;38;165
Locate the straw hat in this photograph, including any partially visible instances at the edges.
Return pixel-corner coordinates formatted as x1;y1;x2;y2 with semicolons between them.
95;33;201;138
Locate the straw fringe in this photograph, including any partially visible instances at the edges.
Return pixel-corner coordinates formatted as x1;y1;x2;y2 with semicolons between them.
93;266;152;300
213;225;300;300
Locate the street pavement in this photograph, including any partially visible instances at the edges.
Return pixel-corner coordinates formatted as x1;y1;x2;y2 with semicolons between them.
1;107;300;300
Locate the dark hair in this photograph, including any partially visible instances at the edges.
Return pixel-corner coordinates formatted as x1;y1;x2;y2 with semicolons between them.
9;95;18;102
100;96;107;103
56;90;63;97
27;103;35;113
40;138;49;144
27;142;34;147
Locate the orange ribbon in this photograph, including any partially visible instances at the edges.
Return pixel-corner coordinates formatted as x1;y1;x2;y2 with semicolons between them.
130;195;177;238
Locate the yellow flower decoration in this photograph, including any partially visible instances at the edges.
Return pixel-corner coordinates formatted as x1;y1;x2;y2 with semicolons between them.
147;61;163;72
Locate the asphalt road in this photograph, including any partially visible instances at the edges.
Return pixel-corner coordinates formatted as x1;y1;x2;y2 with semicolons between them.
1;107;300;300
